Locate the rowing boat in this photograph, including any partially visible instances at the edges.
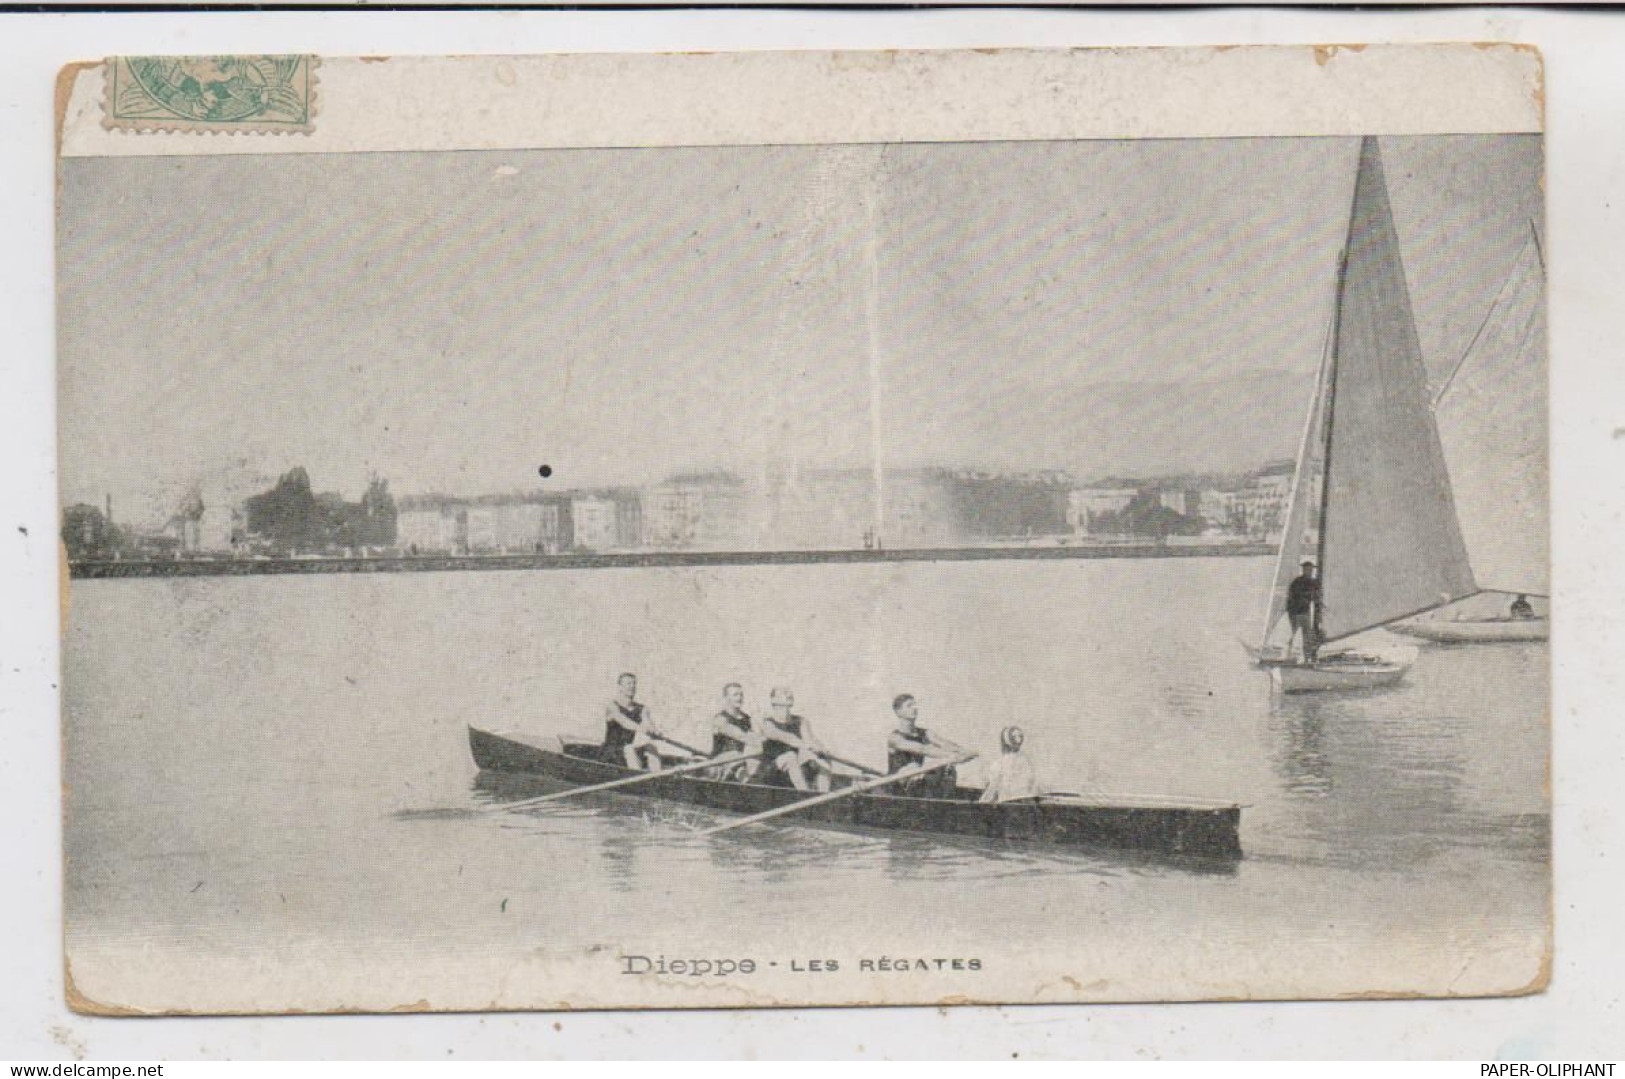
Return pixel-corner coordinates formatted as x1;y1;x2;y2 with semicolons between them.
468;727;1242;859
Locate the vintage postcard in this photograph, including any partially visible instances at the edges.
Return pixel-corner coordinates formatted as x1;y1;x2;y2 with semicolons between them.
56;45;1548;1014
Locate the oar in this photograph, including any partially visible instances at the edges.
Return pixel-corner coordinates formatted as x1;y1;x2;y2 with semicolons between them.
814;749;884;778
1041;790;1243;809
698;753;976;837
739;732;882;778
484;750;764;814
648;733;709;758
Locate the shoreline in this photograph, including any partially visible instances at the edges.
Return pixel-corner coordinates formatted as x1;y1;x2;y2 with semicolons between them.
68;543;1273;579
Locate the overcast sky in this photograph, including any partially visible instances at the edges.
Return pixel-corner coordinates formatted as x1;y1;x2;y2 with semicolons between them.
58;135;1542;526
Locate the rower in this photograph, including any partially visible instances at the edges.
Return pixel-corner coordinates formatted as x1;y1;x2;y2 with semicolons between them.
885;693;966;799
709;682;761;782
979;725;1040;803
759;686;834;792
1510;594;1535;620
602;672;676;771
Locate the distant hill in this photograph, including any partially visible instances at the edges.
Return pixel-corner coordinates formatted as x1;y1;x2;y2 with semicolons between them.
1061;368;1318;480
886;367;1318;482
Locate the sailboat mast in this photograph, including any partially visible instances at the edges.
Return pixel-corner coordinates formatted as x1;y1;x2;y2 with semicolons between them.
1314;244;1348;585
1257;313;1333;649
1315;139;1367;605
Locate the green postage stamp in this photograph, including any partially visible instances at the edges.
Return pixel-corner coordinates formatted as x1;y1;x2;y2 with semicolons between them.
103;55;316;133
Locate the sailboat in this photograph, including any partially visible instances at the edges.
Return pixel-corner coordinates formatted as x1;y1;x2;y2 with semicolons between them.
1391;222;1549;644
1253;137;1479;693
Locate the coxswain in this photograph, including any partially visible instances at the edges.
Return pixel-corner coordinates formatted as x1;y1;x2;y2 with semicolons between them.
602;672;674;771
885;693;966;798
979;725;1040;803
759;686;834;792
1510;594;1535;620
709;682;762;781
1285;559;1325;664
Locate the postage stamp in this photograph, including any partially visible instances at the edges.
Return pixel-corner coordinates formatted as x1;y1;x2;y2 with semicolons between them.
102;55;316;134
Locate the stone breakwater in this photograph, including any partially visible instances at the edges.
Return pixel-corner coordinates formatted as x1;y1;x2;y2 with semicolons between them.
68;544;1272;579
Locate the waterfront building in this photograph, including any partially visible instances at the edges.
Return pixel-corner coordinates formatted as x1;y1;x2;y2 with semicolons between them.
1157;488;1201;518
398;496;563;554
539;495;574;552
396;499;465;554
570;496;619;550
1067;487;1138;535
1225;465;1295;540
641;485;697;547
396;506;439;552
493;502;539;552
1199;489;1238;530
465;506;499;552
612;493;643;550
643;472;749;549
493;501;564;553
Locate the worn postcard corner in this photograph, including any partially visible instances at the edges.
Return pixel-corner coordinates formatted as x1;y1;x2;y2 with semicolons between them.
56;44;1549;1015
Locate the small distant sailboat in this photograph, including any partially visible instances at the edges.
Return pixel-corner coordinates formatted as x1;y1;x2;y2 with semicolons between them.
1253;137;1479;693
1392;222;1549;644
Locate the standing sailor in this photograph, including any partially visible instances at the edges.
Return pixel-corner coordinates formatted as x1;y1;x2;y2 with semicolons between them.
759;686;834;792
886;694;966;798
1285;559;1325;664
709;682;761;781
979;725;1040;803
602;672;673;771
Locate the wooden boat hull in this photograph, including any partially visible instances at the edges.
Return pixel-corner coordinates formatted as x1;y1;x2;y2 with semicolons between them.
1268;653;1411;694
1391;618;1548;644
468;727;1242;860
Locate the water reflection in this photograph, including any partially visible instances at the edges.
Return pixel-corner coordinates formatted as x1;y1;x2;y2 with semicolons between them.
702;824;873;885
1267;681;1471;870
1272;699;1334;798
469;772;1238;882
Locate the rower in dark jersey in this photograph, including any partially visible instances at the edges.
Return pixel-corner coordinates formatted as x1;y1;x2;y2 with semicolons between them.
708;682;762;781
885;693;966;798
602;672;679;771
759;686;834;792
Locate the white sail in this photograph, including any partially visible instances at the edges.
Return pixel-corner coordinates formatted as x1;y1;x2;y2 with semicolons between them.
1434;229;1549;597
1316;137;1478;643
1260;320;1331;649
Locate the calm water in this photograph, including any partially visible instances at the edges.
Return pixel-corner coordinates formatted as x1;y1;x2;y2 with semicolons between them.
62;557;1549;1010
